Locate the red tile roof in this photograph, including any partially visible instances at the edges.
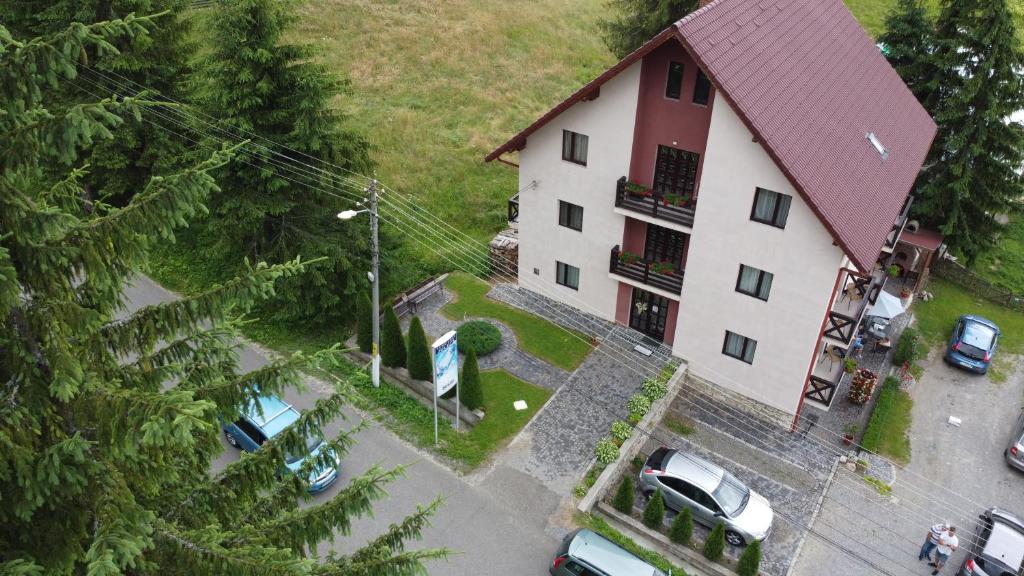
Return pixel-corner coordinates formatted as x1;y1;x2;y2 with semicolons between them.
486;0;936;271
674;0;936;271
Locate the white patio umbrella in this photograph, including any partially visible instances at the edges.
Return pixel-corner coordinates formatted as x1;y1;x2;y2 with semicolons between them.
869;291;906;320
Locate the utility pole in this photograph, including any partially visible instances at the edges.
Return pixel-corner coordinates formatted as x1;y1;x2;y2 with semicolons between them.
368;179;381;388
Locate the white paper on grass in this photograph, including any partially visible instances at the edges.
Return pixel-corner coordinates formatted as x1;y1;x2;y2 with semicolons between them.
513;400;528;411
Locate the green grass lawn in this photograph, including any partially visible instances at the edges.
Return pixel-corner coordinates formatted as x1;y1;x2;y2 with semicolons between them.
441;272;594;371
915;278;1024;354
971;216;1024;295
861;376;913;464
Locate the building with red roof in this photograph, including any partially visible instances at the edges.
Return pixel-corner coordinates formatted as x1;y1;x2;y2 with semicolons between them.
486;0;935;419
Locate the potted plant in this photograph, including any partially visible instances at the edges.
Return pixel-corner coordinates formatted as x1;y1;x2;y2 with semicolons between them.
842;424;858;446
900;286;913;299
618;250;640;265
843;357;858;374
664;193;680;207
625;181;652;198
652;261;675;275
847;368;878;404
887;264;901;278
855;458;870;474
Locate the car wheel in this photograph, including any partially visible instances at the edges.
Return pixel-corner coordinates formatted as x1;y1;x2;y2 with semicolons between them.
725;530;746;547
224;431;240;448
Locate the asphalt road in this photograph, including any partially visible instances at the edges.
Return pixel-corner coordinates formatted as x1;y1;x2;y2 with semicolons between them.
121;275;564;575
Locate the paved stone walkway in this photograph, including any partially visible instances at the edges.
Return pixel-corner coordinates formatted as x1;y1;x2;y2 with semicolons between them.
403;281;675;494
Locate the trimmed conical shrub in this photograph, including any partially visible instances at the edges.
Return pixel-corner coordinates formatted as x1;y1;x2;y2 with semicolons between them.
356;292;373;354
406;316;432;380
460;349;483;411
380;305;406;368
704;522;726;561
643;488;665;529
613;476;634;514
737;539;761;576
669;506;693;545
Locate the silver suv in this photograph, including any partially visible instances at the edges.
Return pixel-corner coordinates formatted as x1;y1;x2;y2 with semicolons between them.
639;447;773;546
1006;409;1024;472
959;508;1024;576
549;529;665;576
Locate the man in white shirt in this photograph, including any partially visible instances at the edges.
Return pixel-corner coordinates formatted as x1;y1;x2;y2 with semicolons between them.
931;526;958;575
919;522;948;562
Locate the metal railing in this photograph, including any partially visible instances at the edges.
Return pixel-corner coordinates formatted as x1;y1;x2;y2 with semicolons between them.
613;176;696;229
609;245;684;295
508;193;519;224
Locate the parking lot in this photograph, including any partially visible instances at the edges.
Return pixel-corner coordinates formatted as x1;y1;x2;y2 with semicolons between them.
792;351;1024;576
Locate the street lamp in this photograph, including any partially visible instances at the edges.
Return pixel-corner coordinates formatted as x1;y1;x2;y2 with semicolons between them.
337;179;380;388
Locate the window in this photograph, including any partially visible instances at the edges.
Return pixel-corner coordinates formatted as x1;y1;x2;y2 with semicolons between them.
693;70;711;105
653;145;699;198
723;331;757;364
735;264;773;301
556;261;579;290
665;61;684;99
234;419;267;445
563;561;597;576
558;200;583;231
561;130;588;166
750;187;792;228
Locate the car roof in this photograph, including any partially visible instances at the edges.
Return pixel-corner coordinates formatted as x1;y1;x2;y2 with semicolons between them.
961;315;1000;332
246;395;300;438
983;521;1024;570
665;451;725;493
962;321;998;349
568;530;662;576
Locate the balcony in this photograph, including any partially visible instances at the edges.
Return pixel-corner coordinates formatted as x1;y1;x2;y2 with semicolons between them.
804;343;852;408
507;193;519;225
614;176;696;230
609;245;683;296
822;267;885;348
882;195;913;253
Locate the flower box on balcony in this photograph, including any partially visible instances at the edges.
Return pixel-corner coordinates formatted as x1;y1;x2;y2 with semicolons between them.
624;180;652;198
618;250;641;265
662;193;691;207
651;261;676;275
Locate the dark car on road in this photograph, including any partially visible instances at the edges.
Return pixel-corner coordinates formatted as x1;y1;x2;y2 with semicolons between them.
549;529;665;576
959;508;1024;576
945;315;1000;374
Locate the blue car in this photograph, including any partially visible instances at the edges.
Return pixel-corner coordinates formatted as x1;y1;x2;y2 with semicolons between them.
222;394;339;493
944;315;1000;374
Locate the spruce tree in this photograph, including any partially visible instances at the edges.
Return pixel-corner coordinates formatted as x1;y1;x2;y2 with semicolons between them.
380;306;406;368
914;0;1024;262
737;539;762;576
406;316;432;381
879;0;939;107
0;19;444;575
613;476;635;514
0;0;197;205
460;349;484;411
195;0;374;326
669;507;693;545
356;291;373;354
602;0;698;58
642;488;665;529
704;522;726;560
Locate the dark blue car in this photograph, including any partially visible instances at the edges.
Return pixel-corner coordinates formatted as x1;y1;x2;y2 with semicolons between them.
945;315;1000;374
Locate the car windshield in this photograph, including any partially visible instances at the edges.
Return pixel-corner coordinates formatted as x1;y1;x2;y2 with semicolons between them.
712;472;749;517
961;323;996;358
285;436;324;464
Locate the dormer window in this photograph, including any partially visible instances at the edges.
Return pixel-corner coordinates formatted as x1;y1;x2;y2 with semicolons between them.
665;61;684;99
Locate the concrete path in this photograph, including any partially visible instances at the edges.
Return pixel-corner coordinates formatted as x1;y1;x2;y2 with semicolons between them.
121;275;563;575
791;351;1024;576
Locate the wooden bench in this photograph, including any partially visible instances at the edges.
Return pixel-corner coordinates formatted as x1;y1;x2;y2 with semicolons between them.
392;273;448;318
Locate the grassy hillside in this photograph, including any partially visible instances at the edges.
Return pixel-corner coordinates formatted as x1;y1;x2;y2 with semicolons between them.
292;0;1022;266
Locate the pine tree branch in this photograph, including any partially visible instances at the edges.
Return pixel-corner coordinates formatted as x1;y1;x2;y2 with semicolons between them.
318;549;451;576
151;519;312;576
349;498;444;560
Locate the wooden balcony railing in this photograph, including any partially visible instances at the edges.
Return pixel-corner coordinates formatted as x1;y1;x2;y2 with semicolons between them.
609;245;683;295
508;193;519;224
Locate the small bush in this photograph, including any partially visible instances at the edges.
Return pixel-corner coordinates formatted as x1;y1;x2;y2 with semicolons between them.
595;438;619;465
737;539;761;576
643;488;665;529
704;522;726;561
627;394;652;422
456;320;502;356
641;377;668;401
356;292;373;354
406;316;432;380
892;327;919;366
610;420;633;442
613;476;634;513
669;507;693;545
460;349;483;411
380;305;406;368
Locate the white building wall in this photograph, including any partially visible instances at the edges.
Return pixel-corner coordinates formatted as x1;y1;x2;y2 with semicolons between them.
673;100;847;416
516;62;642;322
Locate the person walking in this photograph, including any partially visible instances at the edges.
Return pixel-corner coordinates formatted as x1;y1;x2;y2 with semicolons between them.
930;526;958;575
919;522;948;562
